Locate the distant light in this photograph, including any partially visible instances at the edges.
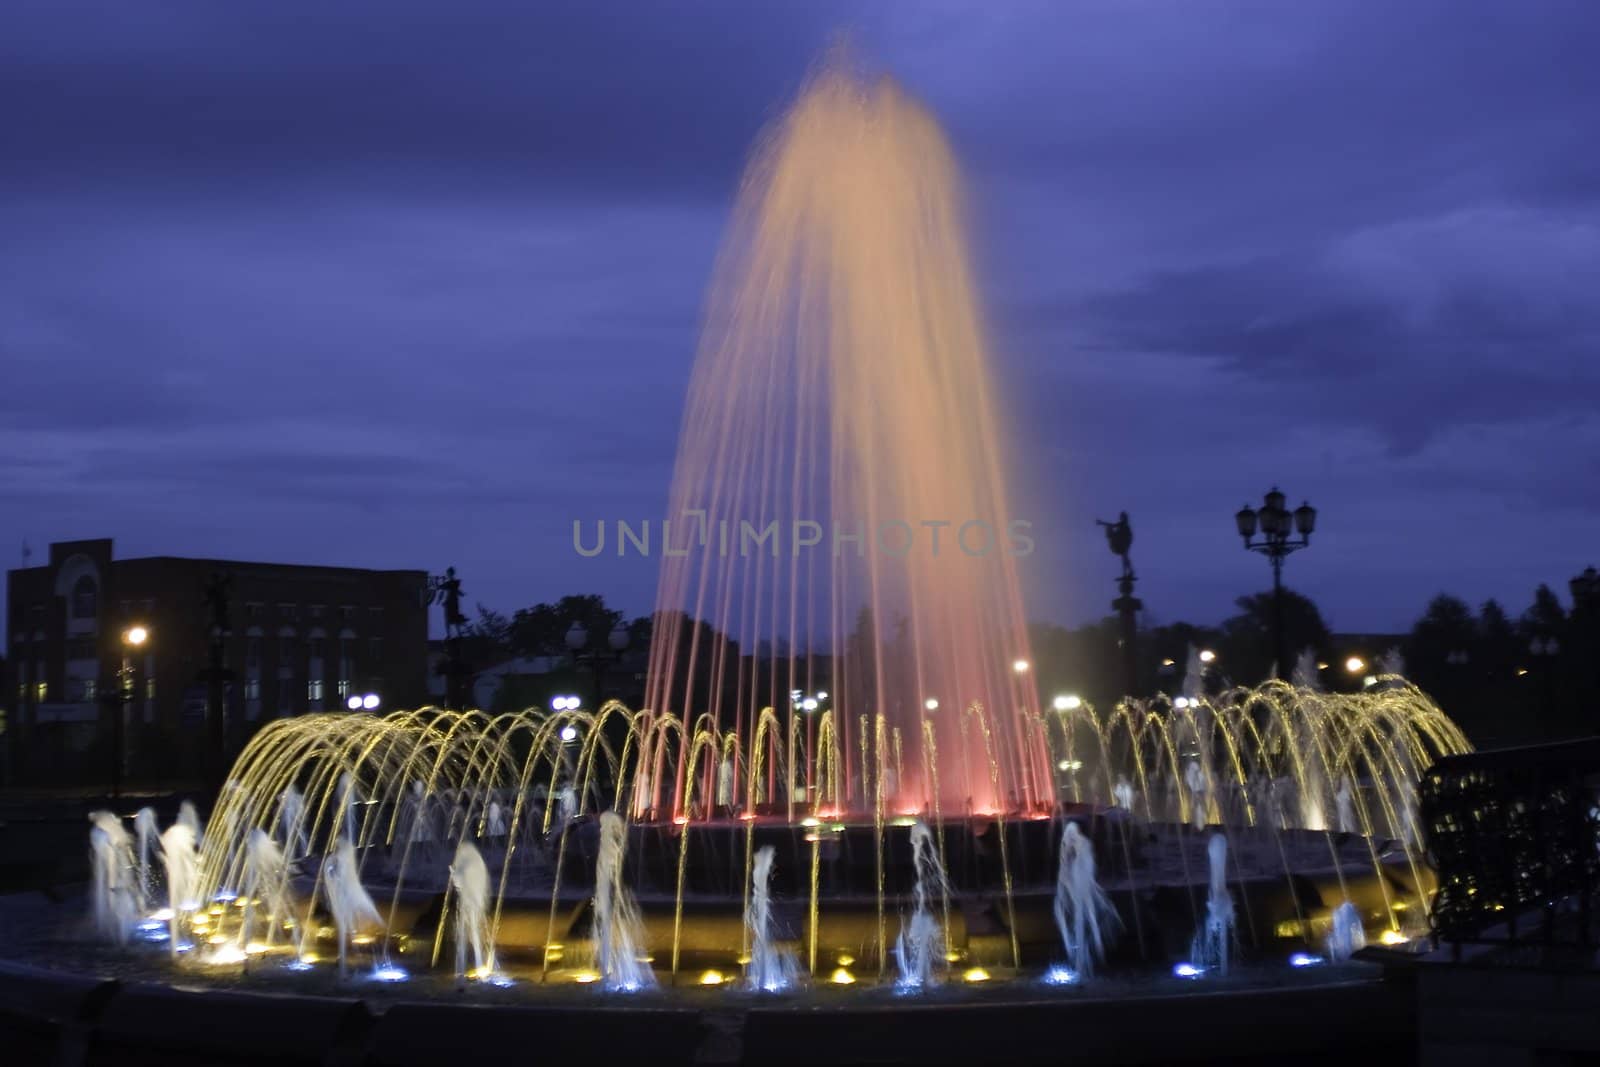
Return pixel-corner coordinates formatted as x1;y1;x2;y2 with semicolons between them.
1160;658;1176;668
924;698;939;712
801;697;818;711
1198;649;1216;664
962;966;991;983
551;695;580;711
1289;952;1324;968
361;693;380;710
1012;659;1030;674
1515;667;1529;677
1172;962;1204;979
1173;697;1191;709
123;625;149;647
346;695;363;710
370;965;409;982
571;970;600;984
1362;676;1378;689
1043;964;1079;986
559;725;579;743
1345;656;1366;674
1317;661;1329;671
815;691;828;701
829;967;856;985
1380;929;1408;946
1057;759;1083;773
699;969;728;986
1052;694;1082;712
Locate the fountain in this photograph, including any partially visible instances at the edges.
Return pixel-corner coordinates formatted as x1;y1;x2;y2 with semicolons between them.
1053;821;1116;981
744;845;798;992
159;822;199;957
58;54;1473;1007
448;841;495;981
593;812;653;992
133;807;159;911
1189;833;1236;976
1326;900;1367;962
321;838;382;978
88;812;137;945
893;822;949;990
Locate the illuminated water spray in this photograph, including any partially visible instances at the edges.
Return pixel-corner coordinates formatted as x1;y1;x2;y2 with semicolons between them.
642;59;1048;816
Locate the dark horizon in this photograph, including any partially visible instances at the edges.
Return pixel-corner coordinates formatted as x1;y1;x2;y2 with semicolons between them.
3;1;1597;637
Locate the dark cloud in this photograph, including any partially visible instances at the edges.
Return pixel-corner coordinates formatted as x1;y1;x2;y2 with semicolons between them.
2;1;1597;633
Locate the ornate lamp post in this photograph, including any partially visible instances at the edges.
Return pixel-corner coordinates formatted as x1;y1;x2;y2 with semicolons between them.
428;567;469;710
1235;488;1317;681
1095;512;1142;698
106;624;148;799
565;620;631;706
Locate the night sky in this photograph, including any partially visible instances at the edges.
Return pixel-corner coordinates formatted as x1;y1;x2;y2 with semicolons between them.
3;1;1597;636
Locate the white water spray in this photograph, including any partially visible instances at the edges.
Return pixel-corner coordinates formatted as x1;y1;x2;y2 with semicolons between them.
322;838;382;977
1189;832;1235;975
160;822;200;958
449;841;495;979
88;812;137;944
744;845;798;992
1053;822;1118;980
593;812;653;991
1326;900;1367;961
893;821;948;990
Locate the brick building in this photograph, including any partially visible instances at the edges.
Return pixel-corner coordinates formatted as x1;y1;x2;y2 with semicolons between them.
5;538;428;786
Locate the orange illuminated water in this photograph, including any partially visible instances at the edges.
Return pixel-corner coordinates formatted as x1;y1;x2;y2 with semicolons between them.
642;63;1050;817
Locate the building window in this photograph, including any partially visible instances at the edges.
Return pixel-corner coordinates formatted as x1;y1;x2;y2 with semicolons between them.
16;684;25;704
309;604;325;619
369;606;383;622
67;636;97;660
141;598;155;615
71;575;98;619
308;678;324;701
340;605;356;623
368;638;383;661
29;604;45;625
145;678;156;701
278;683;293;714
278;602;297;619
79;678;97;702
246;602;263;619
35;681;47;702
309;637;325;659
279;639;296;666
244;676;261;701
119;599;133;615
337;678;351;700
247;638;261;668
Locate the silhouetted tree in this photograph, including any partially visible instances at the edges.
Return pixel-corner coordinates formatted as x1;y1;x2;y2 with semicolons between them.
1216;589;1331;686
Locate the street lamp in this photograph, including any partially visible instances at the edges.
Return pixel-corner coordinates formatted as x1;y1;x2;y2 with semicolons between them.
1344;656;1366;674
1236;487;1317;680
110;625;150;798
566;620;632;705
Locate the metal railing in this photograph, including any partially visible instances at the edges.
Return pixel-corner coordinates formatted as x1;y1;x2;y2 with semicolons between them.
1419;737;1600;956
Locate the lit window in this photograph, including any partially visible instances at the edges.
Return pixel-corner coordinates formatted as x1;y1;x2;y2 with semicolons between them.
244;677;261;701
35;682;47;702
145;678;155;701
81;678;96;702
308;679;324;701
337;678;351;699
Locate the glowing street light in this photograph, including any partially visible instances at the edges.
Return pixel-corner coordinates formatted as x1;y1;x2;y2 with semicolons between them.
1012;659;1030;674
923;698;940;712
1344;656;1366;674
1198;649;1216;664
800;697;819;712
124;625;149;647
1052;694;1082;712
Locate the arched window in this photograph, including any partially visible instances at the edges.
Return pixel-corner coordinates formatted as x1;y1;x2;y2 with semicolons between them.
71;575;98;619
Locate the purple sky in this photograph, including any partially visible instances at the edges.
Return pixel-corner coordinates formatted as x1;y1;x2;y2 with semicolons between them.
3;1;1597;636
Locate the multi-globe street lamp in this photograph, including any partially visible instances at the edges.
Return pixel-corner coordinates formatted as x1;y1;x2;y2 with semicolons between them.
1235;488;1317;681
565;620;632;707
